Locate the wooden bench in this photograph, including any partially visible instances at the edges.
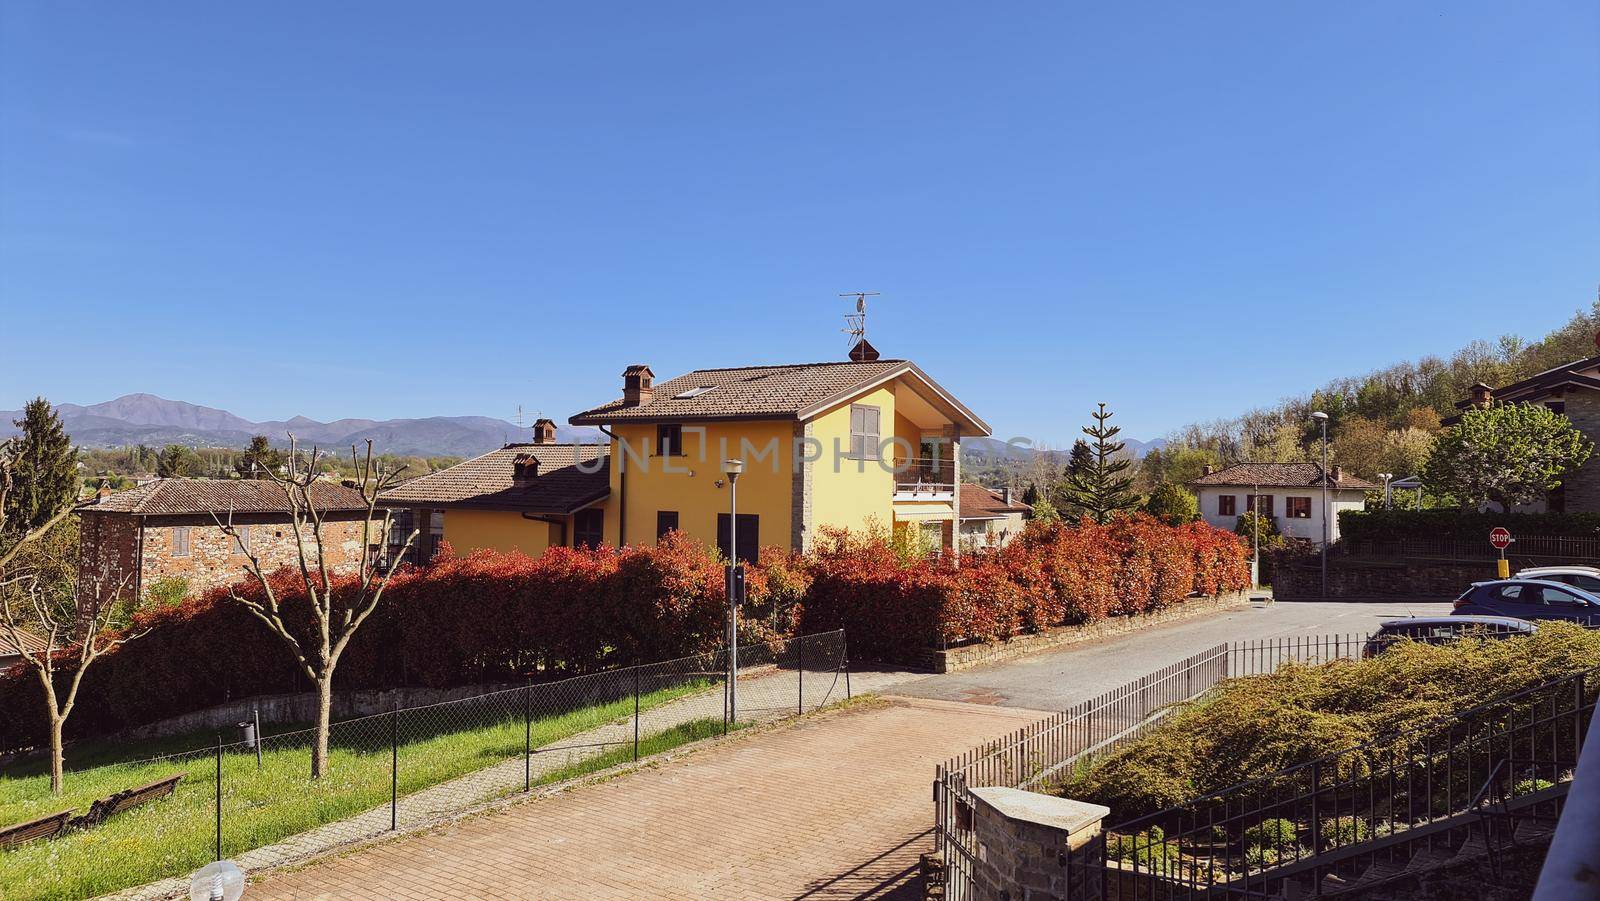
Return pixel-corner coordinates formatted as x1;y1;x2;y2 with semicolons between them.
0;809;74;850
68;772;185;831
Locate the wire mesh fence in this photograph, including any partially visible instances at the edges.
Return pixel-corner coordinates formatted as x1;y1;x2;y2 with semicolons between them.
0;630;847;900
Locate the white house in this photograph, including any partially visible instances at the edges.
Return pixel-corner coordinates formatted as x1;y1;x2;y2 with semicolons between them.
1189;462;1376;547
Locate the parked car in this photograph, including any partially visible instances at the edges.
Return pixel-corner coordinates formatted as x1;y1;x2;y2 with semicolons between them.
1452;579;1600;626
1515;565;1600;593
1363;615;1536;657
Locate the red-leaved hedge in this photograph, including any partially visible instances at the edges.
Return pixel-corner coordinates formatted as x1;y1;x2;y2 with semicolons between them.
0;517;1247;748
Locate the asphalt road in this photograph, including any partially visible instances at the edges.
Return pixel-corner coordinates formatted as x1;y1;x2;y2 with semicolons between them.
883;599;1454;711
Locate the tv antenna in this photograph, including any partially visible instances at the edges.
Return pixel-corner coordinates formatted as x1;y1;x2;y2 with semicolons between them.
840;292;879;349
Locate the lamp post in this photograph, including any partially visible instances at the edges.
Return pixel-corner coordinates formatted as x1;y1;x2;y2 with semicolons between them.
1378;472;1394;510
1311;411;1330;598
723;458;744;724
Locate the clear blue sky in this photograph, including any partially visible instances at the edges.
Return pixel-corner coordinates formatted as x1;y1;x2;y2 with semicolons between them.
2;2;1596;445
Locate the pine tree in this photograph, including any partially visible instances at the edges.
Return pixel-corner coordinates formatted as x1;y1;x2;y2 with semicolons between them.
1020;482;1040;518
1063;403;1138;523
236;435;284;479
4;398;78;535
156;444;196;478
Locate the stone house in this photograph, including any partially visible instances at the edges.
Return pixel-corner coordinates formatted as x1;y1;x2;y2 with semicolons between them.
957;484;1031;549
1451;357;1600;512
76;479;379;606
1190;462;1376;546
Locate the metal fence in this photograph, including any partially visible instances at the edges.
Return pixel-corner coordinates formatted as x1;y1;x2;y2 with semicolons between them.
9;630;848;900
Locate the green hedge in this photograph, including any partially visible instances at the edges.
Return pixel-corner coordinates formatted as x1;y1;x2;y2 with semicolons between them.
1339;510;1600;542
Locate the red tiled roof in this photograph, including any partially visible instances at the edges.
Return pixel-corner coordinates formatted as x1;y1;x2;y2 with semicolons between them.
1188;462;1379;491
959;483;1030;519
81;479;370;516
378;444;610;514
570;359;991;434
0;627;47;658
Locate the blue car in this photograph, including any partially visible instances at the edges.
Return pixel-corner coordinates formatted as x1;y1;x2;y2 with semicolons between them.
1452;579;1600;626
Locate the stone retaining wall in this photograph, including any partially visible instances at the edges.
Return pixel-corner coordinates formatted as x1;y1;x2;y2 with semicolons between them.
1272;556;1497;601
926;590;1253;674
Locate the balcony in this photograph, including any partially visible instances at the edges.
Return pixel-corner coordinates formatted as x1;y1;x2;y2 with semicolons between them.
893;456;956;500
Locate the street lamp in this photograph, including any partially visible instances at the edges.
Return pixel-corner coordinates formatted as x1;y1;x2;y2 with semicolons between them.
1311;411;1330;597
722;459;744;725
1378;472;1394;510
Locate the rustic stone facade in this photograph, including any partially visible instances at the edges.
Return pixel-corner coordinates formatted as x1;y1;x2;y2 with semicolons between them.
1561;388;1600;512
78;510;377;607
966;786;1108;901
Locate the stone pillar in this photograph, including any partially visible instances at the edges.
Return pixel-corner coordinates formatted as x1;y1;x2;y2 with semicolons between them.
968;787;1109;901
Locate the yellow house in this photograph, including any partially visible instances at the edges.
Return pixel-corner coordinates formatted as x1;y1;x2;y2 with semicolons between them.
567;340;991;557
379;419;611;560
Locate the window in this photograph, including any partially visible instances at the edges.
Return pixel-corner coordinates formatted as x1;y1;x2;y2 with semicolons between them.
235;524;251;555
656;424;684;457
1538;585;1589;607
716;513;759;565
848;404;881;461
573;509;605;548
172;526;191;557
1286;497;1312;519
672;386;716;399
1217;495;1236;517
1245;495;1274;517
656;511;679;539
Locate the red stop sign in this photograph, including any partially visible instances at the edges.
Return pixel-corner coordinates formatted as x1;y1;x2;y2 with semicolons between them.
1489;527;1513;550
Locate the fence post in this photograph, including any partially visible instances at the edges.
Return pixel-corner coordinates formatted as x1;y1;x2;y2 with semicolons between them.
797;633;804;715
633;665;641;762
723;648;730;736
843;631;852;700
214;732;222;862
524;680;532;793
1309;761;1322;859
252;706;263;769
390;703;399;831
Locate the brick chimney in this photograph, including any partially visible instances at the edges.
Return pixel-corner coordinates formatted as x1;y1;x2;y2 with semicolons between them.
96;482;112;501
1202;464;1214;476
848;338;881;362
623;365;654;406
1469;382;1494;408
531;418;558;445
512;453;540;486
1001;487;1014;505
1329;464;1342;485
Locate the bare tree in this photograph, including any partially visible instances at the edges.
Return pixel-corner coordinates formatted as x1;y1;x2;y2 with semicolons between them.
212;437;416;779
0;437;141;795
0;571;140;794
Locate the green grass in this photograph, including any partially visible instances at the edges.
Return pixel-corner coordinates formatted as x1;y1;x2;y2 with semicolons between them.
0;680;720;901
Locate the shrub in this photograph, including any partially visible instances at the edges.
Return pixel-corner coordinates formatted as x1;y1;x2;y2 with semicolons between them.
142;576;190;608
1318;816;1370;850
1243;817;1298;851
1144;483;1199;525
1056;623;1600;819
1106;826;1179;867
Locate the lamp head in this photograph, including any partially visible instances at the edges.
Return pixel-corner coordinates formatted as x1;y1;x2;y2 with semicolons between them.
722;459;744;482
1310;411;1329;421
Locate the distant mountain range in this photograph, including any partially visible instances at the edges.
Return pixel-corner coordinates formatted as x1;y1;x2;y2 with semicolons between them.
0;394;1165;461
0;394;598;458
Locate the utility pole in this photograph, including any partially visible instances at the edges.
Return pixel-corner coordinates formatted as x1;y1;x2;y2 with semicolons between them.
1312;411;1330;598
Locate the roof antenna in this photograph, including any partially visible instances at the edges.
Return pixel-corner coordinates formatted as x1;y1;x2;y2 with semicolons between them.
840;292;880;357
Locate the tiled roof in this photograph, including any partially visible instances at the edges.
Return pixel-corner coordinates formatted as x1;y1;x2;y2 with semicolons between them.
81;479;370;516
378;444;610;514
1453;355;1600;410
1188;462;1380;491
959;484;1031;520
0;627;47;658
570;360;907;424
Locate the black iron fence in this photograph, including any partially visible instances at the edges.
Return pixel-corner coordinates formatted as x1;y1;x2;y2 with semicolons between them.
5;631;848;900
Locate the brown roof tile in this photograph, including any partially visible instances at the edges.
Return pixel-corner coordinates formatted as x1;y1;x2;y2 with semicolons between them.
81;479;370;516
0;627;47;658
959;483;1031;519
1188;462;1379;491
378;444;609;514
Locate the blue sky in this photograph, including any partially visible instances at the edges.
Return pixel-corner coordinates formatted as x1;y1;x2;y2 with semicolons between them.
2;2;1596;445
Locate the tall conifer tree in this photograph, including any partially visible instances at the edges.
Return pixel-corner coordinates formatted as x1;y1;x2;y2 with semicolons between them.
1064;403;1138;523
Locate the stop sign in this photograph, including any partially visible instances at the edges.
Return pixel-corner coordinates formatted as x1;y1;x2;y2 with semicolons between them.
1489;527;1513;550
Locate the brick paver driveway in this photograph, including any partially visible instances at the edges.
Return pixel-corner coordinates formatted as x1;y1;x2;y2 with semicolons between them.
253;696;1042;900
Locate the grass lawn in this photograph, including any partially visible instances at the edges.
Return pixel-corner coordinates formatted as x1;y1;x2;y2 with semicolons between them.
0;679;720;901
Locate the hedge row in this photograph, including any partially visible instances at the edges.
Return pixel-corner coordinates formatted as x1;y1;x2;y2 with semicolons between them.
798;515;1251;663
0;517;1249;748
1339;510;1600;543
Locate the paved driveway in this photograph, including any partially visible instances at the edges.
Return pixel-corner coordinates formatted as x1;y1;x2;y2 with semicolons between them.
251;697;1043;900
884;599;1453;711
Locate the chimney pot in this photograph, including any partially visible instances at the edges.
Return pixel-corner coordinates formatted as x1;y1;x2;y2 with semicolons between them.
512;453;540;486
1001;487;1014;505
1330;464;1342;484
1469;382;1494;408
848;339;881;362
623;365;655;406
532;418;558;445
1202;464;1214;476
96;483;112;501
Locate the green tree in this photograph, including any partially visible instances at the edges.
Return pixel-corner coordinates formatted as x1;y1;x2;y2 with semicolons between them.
1063;404;1138;523
1423;402;1594;512
1020;482;1040;517
155;444;196;478
4;398;78;536
1029;494;1061;523
236;435;284;478
1143;483;1199;525
1055;439;1095;519
1234;509;1285;551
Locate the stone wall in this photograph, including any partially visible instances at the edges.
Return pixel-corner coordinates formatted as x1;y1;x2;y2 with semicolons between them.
927;591;1252;673
76;510;141;605
1271;556;1497;601
1563;388;1600;512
